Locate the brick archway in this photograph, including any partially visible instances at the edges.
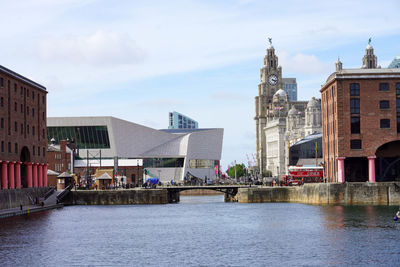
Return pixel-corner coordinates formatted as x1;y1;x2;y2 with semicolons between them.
375;140;400;182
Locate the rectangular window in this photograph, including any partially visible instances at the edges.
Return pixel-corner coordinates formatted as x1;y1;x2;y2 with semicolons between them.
14;83;17;92
8;142;11;153
38;146;40;156
21;123;23;134
396;83;400;95
350;98;360;114
14;102;17;112
398;117;400;133
32;126;35;136
351;117;360;134
14;122;17;132
1;141;3;152
380;100;390;109
0;77;3;87
33;146;35;155
1;118;3;128
32;91;34;99
397;99;400;113
0;97;2;107
379;83;389;91
32;108;34;117
350;83;360;96
351;139;362;149
14;143;17;154
380;119;390;128
20;104;23;113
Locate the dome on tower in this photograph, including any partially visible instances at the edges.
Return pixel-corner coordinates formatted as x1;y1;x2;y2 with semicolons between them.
274;89;287;97
307;97;320;108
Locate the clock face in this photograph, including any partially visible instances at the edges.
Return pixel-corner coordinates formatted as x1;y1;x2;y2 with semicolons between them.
268;74;278;85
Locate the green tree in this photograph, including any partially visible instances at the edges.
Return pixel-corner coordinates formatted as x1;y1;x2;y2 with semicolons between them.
226;163;246;178
262;170;272;177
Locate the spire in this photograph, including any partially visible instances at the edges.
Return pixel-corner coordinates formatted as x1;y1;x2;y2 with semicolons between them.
335;56;342;71
362;37;377;69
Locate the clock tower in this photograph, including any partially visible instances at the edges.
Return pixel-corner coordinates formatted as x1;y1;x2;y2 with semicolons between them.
254;39;283;174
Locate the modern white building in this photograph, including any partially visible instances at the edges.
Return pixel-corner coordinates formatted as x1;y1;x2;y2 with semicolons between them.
47;116;223;183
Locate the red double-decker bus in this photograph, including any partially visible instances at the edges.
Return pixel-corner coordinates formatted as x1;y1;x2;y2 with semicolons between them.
282;166;324;186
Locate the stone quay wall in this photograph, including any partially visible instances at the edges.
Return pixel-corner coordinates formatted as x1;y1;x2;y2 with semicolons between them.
68;189;169;205
236;182;400;205
0;188;50;210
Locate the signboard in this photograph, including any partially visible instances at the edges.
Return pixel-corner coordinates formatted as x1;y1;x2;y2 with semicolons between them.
289;170;323;178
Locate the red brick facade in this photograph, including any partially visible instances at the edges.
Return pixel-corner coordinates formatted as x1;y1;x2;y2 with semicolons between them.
0;65;47;189
46;140;72;186
321;70;400;182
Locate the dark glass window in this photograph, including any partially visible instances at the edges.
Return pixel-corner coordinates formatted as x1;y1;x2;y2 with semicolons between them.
32;108;34;117
8;142;11;153
1;141;3;152
350;139;362;149
350;98;360;114
380;100;390;109
32;91;34;99
351;117;360;134
396;83;400;95
14;83;17;92
21;123;23;134
1;118;3;128
32;126;35;136
0;77;3;87
380;119;390;128
33;146;35;155
143;158;185;168
38;146;40;156
350;83;360;96
14;102;17;112
397;99;400;113
20;104;23;113
43;147;45;157
398;117;400;133
379;83;389;91
14;122;17;132
14;143;17;154
47;126;111;149
0;97;2;107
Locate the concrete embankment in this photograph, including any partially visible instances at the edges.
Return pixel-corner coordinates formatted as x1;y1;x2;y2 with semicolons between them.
66;189;170;205
0;204;64;219
0;187;50;209
236;182;400;205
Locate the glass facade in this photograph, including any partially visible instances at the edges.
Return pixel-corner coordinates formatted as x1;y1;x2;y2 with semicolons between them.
289;136;322;166
47;126;110;149
143;158;184;168
168;111;198;129
188;159;218;168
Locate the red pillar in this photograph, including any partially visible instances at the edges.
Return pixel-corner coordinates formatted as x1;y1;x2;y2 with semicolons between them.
38;164;43;187
43;164;48;187
337;157;346;183
26;162;33;188
15;162;21;189
368;156;376;183
33;163;38;188
8;162;15;189
2;161;8;189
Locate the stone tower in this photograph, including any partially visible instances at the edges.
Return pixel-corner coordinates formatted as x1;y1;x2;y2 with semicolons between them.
255;39;283;174
362;39;377;69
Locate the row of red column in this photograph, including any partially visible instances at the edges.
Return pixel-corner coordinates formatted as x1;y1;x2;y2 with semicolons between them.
0;161;47;189
336;156;376;183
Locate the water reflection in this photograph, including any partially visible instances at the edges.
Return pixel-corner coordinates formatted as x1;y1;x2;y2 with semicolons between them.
0;198;399;266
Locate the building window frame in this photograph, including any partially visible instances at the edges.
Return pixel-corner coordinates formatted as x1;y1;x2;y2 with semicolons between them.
379;83;389;91
380;119;390;129
351;116;360;134
350;98;360;114
350;83;360;96
380;100;390;109
350;139;362;150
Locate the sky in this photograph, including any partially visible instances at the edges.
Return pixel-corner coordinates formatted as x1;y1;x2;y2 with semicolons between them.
1;0;400;171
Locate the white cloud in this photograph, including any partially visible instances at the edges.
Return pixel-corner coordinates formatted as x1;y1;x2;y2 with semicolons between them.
279;52;331;75
38;31;146;66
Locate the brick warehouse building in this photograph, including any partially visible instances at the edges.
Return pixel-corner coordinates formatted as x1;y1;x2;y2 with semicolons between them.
321;43;400;183
0;65;47;189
